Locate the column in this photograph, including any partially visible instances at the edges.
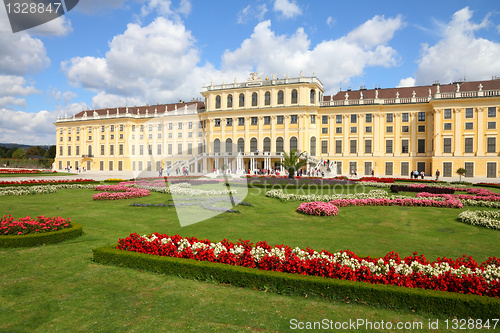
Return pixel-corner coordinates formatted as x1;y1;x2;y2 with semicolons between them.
343;114;349;156
434;109;441;155
410;112;417;156
244;117;250;154
476;107;484;156
394;113;401;156
257;116;263;153
454;109;462;155
358;113;364;156
270;115;277;153
329;115;335;156
373;114;381;155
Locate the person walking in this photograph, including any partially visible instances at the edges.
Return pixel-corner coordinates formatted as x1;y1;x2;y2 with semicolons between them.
435;169;440;181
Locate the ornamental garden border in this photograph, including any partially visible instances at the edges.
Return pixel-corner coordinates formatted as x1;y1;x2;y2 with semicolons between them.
0;222;83;248
92;244;500;319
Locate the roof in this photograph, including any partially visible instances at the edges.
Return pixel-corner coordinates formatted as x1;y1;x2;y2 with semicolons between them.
73;101;205;118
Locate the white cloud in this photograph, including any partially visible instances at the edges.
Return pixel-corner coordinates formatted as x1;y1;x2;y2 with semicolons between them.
326;16;335;28
238;5;251;24
414;7;500;84
26;15;73;37
273;0;301;19
178;0;192;16
397;77;416;87
345;15;404;49
238;4;268;24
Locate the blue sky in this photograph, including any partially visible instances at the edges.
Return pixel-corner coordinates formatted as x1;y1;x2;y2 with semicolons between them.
0;0;499;145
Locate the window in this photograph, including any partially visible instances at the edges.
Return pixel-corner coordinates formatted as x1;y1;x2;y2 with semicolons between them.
310;89;315;104
336;127;342;134
365;140;372;154
263;137;271;153
401;139;409;153
59;137;63;142
119;124;124;132
238;117;245;126
59;146;63;156
168;133;172;138
101;125;105;132
198;131;203;137
386;126;393;133
310;115;316;124
110;145;114;155
465;138;473;153
178;143;182;155
226;118;232;126
118;161;123;171
157;144;162;155
108;125;113;132
401;126;409;133
60;128;63;134
350;114;357;123
238;138;245;153
321;140;328;154
131;145;135;155
417;162;425;173
443;138;452;153
350;140;357;154
465;162;474;177
291;89;298;104
277;90;284;104
402;113;409;122
290;137;297;151
444;109;452;119
401;162;409;176
465;122;473;130
487;137;496;153
188;143;193;155
148;134;152;140
119;144;123;155
168;123;173;130
198;142;204;154
349;162;357;174
488;107;497;118
443;162;452;177
444;123;452;130
335;140;342;154
290;115;298;124
322;127;328;134
252;92;258;106
385;162;393;176
88;127;92;133
417;139;425;153
215;95;221;109
101;135;105;140
139;145;144;155
101;145;105;155
365;114;372;123
177;133;182;138
100;161;104;171
277;115;284;124
386;113;393;123
148;144;152;155
264;116;270;125
250;138;257;152
418;112;425;121
310;137;316;156
214;119;221;127
322;115;328;124
227;94;233;108
265;92;270;106
365;126;372;133
251;117;258;125
168;144;172;155
239;93;245;107
76;146;80;156
157;133;161;139
350;126;357;134
417;125;425;132
336;115;342;124
276;137;283;153
188;122;193;129
67;146;72;156
336;161;342;175
465;108;473;118
487;162;497;178
364;162;373;176
386;140;393;154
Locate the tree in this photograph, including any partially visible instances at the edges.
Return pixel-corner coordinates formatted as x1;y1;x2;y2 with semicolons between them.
45;145;56;159
12;148;26;159
26;146;46;158
456;167;467;181
278;149;307;179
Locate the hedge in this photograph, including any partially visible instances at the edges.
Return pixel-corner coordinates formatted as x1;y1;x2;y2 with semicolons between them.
92;245;500;319
0;223;83;248
390;185;455;194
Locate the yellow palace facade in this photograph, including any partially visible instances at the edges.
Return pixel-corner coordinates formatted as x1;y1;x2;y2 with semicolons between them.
55;73;500;179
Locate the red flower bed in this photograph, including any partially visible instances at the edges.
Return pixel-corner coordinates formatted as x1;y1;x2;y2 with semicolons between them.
93;184;150;200
0;169;49;174
297;201;339;216
0;179;95;186
1;215;72;235
117;233;500;297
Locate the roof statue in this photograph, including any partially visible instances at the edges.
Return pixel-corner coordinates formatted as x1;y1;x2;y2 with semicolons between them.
248;72;262;82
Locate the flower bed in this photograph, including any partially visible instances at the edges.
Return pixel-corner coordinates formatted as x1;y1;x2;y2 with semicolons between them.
0;184;97;196
328;196;463;209
130;196;252;213
0;179;95;186
1;215;72;235
297;201;339;216
417;192;500;202
265;189;389;202
0;169;55;174
458;210;500;230
93;185;150;200
116;233;500;297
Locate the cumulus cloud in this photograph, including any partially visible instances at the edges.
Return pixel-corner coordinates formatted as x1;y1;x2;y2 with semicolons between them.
238;4;268;24
26;15;73;37
414;7;500;84
0;75;40;108
273;0;301;19
397;77;416;87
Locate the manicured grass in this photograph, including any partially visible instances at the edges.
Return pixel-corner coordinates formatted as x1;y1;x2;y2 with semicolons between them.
1;185;499;332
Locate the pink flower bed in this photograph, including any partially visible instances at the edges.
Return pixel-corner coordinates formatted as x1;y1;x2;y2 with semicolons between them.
328;197;463;209
0;179;94;186
0;169;54;174
297;201;339;216
93;185;150;200
1;215;71;235
417;192;500;202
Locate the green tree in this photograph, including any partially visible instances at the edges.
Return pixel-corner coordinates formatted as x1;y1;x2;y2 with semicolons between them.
278;149;307;179
456;167;467;181
45;145;56;159
26;146;46;158
12;148;26;159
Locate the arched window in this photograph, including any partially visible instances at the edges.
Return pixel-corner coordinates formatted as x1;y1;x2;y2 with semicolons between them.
291;89;298;104
239;93;245;107
276;137;284;153
310;137;316;156
310;89;315;104
227;94;233;108
250;137;257;152
215;95;221;109
225;138;232;155
290;137;297;151
265;91;271;105
252;92;258;106
237;138;244;153
214;139;220;153
263;137;271;152
277;90;284;104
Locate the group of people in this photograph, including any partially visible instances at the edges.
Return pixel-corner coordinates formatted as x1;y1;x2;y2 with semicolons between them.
65;165;86;173
411;170;425;179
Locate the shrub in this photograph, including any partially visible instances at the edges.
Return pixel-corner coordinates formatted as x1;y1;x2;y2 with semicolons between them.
390;185;455;194
0;223;82;248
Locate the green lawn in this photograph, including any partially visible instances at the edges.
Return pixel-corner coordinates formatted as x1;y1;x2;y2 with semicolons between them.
1;185;498;332
0;172;76;178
